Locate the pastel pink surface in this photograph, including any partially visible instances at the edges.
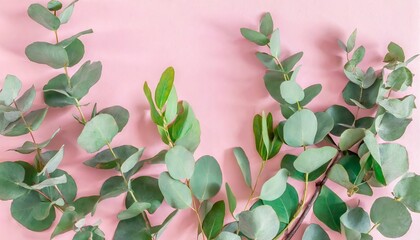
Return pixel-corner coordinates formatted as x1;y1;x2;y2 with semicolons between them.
1;1;419;239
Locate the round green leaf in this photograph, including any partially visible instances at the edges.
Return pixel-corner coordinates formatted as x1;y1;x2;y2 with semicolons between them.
263;183;299;223
40;169;77;203
313;186;347;232
280;81;304;104
302;224;330;240
270;29;281;58
25;42;68;69
386;67;412;90
238;205;280;240
165;145;195;180
379;95;415;119
190;155;222;201
68;61;102;99
0;74;22;106
260;169;288;201
294;146;338;174
126;176;163;214
326;105;355;136
114;215;151;240
158;172;191;209
370;197;411;238
65;38;85;67
47;0;62;11
394;175;420;212
215;232;241;240
27;3;61;30
99;176;127;200
377;113;411;141
283;109;317;147
340;207;370;233
0;161;28;200
339;128;365;150
11;191;56;231
77;114;119;153
280;154;329;182
379;143;408;184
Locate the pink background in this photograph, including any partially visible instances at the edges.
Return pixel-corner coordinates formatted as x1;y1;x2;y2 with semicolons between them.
1;0;420;239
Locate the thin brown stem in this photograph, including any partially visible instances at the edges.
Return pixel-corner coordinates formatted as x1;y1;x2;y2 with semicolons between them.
187;180;206;240
244;160;266;210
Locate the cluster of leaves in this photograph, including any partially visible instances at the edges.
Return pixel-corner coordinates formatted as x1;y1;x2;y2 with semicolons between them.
1;3;420;240
236;13;420;240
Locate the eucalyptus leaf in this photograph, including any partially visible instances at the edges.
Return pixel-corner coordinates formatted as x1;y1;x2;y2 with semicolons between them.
0;161;28;200
31;175;67;190
240;28;270;46
281;52;303;73
394;175;420;212
165;145;195;180
59;0;78;24
25;42;68;69
370;197;411;238
98;105;129;132
255;52;279;70
263;183;299;223
202;201;225;239
377;113;411;141
190;155;222;201
314;112;334;144
302;224;330;240
126;176;163;214
328;164;354;190
260;169;288;201
40;144;65;175
233;147;252;188
384;42;405;63
259;13;273;36
11;191;56;231
238;205;280;240
280;81;304;104
215;232;241;240
68;61;102;99
77;114;119;153
379;95;416;119
294;146;338;174
117;202;151;220
158;172;191;209
15;86;36;113
3;108;48;136
283;109;317;147
99;176;127;200
386;67;412;90
27;3;60;30
120;149;143;174
340;207;370;234
339;128;365;151
225;183;236;216
301;84;322;106
313;186;347;232
281;154;329;182
114;215;151;240
346;29;357;52
0;75;22;106
326;105;355;136
65;38;85;67
155;67;175;110
270;29;281;58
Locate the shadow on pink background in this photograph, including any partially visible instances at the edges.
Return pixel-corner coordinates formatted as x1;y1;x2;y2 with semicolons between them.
1;0;419;239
